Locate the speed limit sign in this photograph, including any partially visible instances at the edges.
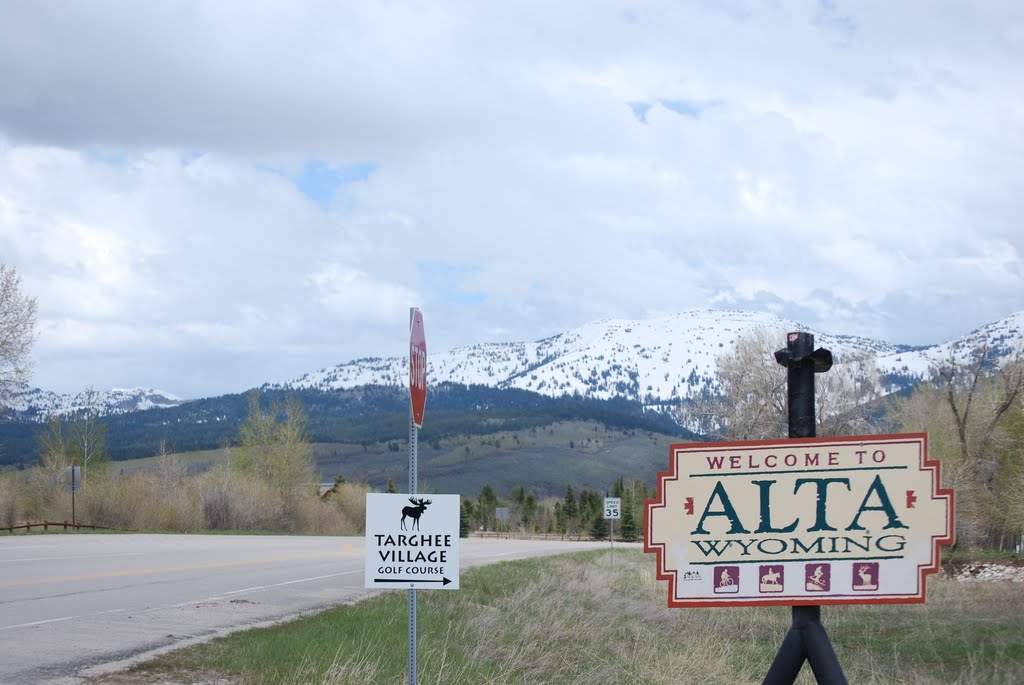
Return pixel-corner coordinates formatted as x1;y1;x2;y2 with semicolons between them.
604;497;621;520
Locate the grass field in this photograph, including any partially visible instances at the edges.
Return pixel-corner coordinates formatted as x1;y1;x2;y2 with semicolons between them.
94;549;1024;685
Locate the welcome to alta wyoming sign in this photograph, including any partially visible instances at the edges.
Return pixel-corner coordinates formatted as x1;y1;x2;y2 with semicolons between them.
645;433;954;607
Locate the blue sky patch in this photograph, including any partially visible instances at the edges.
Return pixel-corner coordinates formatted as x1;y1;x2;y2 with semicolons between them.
659;98;715;119
287;160;377;210
629;101;653;123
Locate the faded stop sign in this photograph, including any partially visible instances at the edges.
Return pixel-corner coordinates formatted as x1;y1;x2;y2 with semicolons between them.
409;308;427;428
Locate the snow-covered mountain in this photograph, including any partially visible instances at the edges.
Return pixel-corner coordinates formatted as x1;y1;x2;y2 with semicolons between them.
9;308;1023;422
9;387;184;420
277;308;1024;405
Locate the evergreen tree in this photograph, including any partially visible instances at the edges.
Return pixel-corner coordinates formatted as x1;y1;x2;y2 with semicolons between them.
523;492;537;528
563;485;578;533
386;477;397;493
459;499;472;538
578;489;601;524
619;491;640;541
554;500;565;533
612;476;625;498
589;508;608;539
478;483;499;530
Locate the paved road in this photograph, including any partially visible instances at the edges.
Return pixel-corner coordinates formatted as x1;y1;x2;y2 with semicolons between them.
0;534;612;684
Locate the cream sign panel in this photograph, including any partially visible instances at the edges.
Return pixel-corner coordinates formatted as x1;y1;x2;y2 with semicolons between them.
645;434;954;607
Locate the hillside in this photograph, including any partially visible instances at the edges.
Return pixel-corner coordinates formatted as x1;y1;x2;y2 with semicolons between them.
113;420;677;498
0;383;691;467
2;307;1022;470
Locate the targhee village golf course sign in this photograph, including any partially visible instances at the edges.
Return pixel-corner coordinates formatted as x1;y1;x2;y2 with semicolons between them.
645;434;953;607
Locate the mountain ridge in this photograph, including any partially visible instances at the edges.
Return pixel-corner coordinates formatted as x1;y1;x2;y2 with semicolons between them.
277;308;1024;405
7;307;1024;421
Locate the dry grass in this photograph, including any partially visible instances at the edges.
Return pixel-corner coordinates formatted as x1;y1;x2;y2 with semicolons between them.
1;460;373;535
95;550;1024;685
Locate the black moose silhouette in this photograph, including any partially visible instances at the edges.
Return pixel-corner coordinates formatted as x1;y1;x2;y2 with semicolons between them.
401;497;432;531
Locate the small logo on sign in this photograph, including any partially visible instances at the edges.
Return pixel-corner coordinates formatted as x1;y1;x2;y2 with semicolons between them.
400;497;432;531
714;566;739;593
852;562;880;591
805;564;831;592
682;570;702;582
759;565;784;593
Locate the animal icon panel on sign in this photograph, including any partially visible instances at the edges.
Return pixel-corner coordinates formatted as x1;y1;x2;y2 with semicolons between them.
401;497;433;531
759;565;784;593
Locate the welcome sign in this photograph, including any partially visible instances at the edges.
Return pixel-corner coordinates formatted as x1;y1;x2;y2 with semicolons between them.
645;434;954;607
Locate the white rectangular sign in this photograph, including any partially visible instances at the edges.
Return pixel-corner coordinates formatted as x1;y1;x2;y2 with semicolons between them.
604;497;621;520
365;493;461;590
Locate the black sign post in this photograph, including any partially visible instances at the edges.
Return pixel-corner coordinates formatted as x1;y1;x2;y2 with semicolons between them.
762;332;848;685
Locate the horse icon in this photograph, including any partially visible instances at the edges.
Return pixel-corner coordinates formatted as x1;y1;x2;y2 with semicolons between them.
759;566;783;593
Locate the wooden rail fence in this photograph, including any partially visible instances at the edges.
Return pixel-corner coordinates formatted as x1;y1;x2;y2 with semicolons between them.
0;520;126;534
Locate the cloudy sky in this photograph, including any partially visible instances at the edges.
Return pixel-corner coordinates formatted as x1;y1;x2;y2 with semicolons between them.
1;1;1022;399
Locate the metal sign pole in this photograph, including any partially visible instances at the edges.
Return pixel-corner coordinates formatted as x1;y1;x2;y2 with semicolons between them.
406;307;425;685
763;332;846;685
610;518;614;568
408;413;418;685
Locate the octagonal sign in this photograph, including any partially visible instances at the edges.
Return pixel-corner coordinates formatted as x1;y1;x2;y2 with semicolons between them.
409;308;427;428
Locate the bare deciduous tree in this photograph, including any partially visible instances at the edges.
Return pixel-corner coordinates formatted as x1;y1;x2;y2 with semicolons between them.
936;345;1024;498
816;351;885;437
900;345;1024;546
0;264;38;410
67;387;108;485
689;327;884;440
710;327;788;440
234;392;316;492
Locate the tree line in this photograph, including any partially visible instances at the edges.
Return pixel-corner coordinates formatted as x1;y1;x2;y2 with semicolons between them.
458;476;652;541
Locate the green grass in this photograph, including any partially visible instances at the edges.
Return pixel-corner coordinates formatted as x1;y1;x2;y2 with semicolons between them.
95;550;1024;685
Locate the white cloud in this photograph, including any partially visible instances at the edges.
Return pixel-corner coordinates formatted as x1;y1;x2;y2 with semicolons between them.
1;0;1022;395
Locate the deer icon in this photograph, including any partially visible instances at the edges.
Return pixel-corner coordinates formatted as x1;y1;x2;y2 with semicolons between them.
401;497;432;531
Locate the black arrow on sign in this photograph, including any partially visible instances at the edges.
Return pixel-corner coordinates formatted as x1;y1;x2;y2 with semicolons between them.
374;577;452;586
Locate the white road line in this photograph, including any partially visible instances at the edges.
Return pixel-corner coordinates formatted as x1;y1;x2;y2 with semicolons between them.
4;552;145;563
0;545;61;550
154;596;225;611
0;616;76;631
275;571;359;586
222;571;360;595
149;571;362;608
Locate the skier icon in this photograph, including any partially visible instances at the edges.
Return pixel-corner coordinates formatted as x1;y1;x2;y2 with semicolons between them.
805;563;830;592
